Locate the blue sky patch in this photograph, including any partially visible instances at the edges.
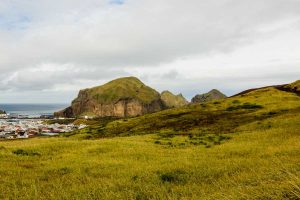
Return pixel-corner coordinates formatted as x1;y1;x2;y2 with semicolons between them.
0;15;31;31
109;0;125;5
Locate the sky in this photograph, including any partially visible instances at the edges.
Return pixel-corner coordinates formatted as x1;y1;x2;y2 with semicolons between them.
0;0;299;103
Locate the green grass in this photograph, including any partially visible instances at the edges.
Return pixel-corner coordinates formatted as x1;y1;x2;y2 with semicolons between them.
0;110;299;199
0;86;299;199
74;76;160;105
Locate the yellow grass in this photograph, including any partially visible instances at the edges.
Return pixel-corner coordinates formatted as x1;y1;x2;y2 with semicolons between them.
0;87;299;199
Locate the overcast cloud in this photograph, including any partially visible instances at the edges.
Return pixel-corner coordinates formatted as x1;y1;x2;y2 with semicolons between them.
0;0;299;103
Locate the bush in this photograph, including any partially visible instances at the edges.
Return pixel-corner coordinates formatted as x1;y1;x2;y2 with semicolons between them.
232;100;241;104
227;103;263;111
159;170;189;184
241;103;263;109
13;149;41;156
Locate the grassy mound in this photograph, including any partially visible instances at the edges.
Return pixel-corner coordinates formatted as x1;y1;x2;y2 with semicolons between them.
73;77;161;105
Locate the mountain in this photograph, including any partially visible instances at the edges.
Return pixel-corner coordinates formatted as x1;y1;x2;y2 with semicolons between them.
161;91;188;108
55;77;165;118
191;89;227;103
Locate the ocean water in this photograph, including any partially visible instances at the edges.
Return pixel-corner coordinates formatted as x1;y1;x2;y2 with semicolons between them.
0;104;68;116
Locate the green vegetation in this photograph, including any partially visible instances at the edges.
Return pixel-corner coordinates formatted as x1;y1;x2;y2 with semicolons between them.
0;84;299;199
283;80;300;93
0;110;299;199
74;77;161;104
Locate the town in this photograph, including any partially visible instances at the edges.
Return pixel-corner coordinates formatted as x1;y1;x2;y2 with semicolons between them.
0;119;86;139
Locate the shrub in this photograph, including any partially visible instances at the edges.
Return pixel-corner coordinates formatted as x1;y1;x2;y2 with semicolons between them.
154;140;161;144
226;103;263;111
241;103;263;109
159;170;189;184
232;100;241;104
12;149;41;156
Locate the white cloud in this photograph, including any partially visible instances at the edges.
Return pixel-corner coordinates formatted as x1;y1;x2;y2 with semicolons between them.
0;0;299;103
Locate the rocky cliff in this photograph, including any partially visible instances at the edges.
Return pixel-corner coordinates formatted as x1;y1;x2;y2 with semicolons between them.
55;77;165;118
161;91;188;108
192;89;227;103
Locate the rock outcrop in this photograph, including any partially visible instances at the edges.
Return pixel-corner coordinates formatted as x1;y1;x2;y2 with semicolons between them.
55;77;165;118
161;91;188;108
192;89;227;103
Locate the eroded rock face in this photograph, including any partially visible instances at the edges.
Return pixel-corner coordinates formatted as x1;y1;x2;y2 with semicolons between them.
56;97;164;118
55;77;165;118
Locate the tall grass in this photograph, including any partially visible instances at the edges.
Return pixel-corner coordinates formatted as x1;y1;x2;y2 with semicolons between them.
0;110;299;199
0;87;299;199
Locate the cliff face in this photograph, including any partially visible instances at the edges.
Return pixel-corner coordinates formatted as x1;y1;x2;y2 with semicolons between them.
192;89;227;103
55;77;165;118
161;91;188;108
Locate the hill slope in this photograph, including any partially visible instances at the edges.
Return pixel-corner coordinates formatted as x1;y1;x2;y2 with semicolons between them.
55;77;165;118
1;81;299;199
69;82;300;138
191;89;227;103
161;91;188;108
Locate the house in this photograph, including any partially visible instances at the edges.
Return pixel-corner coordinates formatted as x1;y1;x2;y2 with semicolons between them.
0;113;7;118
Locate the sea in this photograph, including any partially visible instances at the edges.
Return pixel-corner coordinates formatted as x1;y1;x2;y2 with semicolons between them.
0;104;68;117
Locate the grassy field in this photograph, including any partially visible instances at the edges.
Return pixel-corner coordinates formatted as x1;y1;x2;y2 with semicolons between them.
0;86;299;199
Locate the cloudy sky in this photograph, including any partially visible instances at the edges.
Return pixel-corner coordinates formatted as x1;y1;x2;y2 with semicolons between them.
0;0;299;103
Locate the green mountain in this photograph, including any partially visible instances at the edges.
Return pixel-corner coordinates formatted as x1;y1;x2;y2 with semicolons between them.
161;91;188;108
55;77;165;118
191;89;227;103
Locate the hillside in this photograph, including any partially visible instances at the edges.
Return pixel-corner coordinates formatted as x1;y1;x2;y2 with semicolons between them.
232;80;300;97
69;82;300;139
1;81;299;199
161;91;189;108
282;80;300;94
55;77;165;118
191;89;227;103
